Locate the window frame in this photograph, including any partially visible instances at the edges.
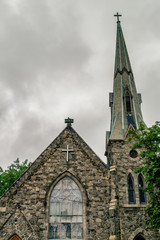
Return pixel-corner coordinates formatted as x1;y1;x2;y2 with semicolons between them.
124;88;133;114
127;173;136;204
9;234;22;240
47;172;87;240
138;173;146;204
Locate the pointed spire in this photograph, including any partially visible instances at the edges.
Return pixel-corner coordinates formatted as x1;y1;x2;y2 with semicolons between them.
107;14;144;141
114;12;122;23
114;14;132;77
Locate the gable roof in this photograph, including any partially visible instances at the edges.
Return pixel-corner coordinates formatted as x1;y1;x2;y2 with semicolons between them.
0;125;108;202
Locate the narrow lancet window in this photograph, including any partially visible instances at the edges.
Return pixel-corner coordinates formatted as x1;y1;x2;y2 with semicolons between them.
49;176;83;239
124;89;132;114
128;173;135;204
138;174;146;204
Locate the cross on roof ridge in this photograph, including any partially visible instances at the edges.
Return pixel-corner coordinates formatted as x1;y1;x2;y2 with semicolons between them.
65;117;74;127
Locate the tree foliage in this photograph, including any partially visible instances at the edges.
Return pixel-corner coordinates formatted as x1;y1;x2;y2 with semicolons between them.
0;158;31;196
128;121;160;230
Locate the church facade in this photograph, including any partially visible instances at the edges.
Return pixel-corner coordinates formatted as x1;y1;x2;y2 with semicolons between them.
0;16;159;240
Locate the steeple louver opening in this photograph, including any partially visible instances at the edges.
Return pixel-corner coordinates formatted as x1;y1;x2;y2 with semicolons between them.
124;88;132;114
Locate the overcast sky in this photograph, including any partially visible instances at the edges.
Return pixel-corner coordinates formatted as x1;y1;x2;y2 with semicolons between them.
0;0;160;170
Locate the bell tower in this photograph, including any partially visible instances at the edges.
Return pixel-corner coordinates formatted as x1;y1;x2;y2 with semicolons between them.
106;14;146;240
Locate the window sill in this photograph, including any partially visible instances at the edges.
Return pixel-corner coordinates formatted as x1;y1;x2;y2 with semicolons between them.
121;204;147;208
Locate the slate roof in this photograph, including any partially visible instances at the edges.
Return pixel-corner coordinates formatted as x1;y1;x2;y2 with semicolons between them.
108;19;144;141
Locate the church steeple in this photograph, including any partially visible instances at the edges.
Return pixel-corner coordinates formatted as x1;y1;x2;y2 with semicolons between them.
114;13;132;77
108;14;144;141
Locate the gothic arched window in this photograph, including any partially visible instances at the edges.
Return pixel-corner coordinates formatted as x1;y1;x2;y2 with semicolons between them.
127;173;135;204
138;174;146;204
49;176;83;239
124;89;132;114
134;234;145;240
9;235;22;240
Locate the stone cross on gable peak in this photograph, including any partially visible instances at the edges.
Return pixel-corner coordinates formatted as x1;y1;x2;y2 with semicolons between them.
62;144;74;163
65;117;74;127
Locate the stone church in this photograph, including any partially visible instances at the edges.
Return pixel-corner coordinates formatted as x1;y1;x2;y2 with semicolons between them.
0;15;159;240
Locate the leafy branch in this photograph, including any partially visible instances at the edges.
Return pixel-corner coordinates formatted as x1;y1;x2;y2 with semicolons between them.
0;158;31;196
128;121;160;230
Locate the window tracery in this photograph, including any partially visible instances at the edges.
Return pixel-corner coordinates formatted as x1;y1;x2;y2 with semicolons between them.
49;176;83;239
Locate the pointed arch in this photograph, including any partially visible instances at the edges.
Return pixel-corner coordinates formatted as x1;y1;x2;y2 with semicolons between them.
138;173;146;204
128;228;146;240
124;87;132;114
47;171;87;239
124;124;135;140
8;234;22;240
134;234;145;240
47;171;88;204
127;173;135;204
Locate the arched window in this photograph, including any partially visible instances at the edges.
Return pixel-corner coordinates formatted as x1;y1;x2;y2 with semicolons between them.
134;234;145;240
138;174;146;204
49;176;83;239
124;88;132;114
128;173;135;204
9;234;22;240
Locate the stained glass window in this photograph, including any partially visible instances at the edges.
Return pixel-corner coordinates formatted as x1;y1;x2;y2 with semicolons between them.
49;177;83;239
138;174;146;204
128;173;135;204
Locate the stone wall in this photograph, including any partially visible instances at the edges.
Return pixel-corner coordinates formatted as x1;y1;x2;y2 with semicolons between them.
0;208;39;239
0;126;110;240
1;126;159;239
107;140;159;240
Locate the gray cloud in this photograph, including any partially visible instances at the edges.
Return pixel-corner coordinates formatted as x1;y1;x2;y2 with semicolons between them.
0;0;159;169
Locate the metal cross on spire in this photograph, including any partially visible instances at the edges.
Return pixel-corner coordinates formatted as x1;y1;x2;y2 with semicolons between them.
114;12;122;22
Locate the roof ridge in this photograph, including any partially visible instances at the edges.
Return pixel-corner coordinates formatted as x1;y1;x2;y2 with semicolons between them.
0;126;108;201
0;127;67;201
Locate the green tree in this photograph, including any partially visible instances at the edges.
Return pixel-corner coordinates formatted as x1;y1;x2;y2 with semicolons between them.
0;158;31;196
128;121;160;230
